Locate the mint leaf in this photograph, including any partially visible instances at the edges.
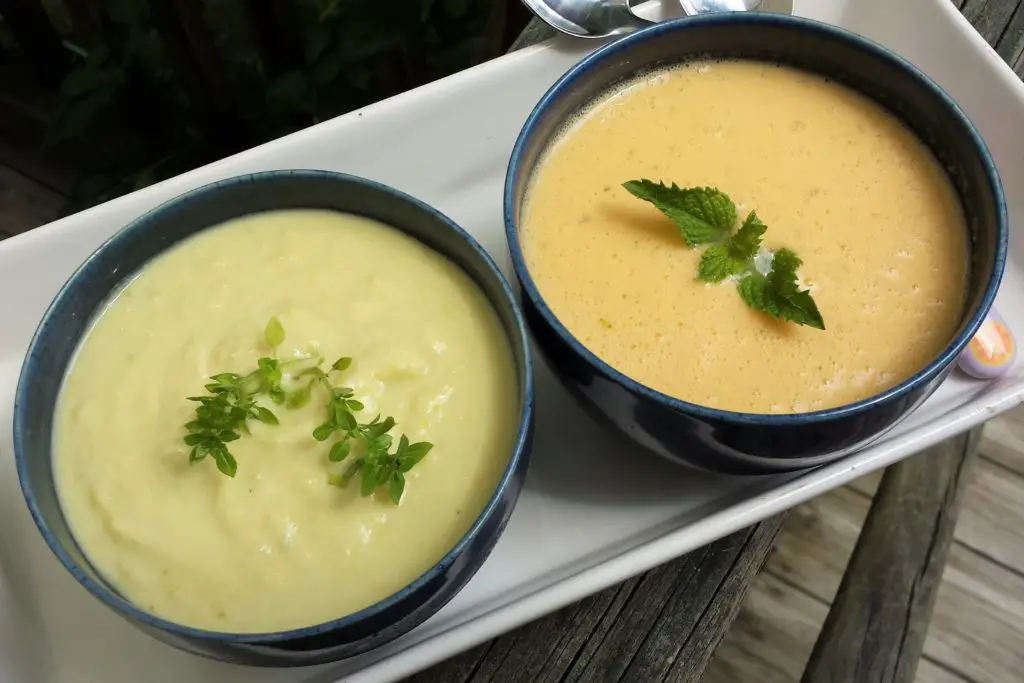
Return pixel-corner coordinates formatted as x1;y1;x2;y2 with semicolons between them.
731;211;767;260
738;248;825;330
697;211;767;283
623;180;736;246
698;245;745;282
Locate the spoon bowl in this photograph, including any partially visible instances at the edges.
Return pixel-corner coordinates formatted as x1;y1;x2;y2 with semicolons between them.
519;0;790;40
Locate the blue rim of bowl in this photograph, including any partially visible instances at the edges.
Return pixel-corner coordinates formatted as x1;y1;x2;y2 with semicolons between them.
504;13;1008;427
14;169;536;643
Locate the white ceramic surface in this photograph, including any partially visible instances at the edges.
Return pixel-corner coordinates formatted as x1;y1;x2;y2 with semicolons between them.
1;0;1021;681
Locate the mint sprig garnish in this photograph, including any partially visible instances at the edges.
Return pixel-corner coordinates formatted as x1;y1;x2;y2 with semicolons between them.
181;318;432;503
623;180;825;330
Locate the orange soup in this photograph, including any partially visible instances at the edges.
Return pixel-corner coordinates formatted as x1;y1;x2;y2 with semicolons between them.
521;59;968;414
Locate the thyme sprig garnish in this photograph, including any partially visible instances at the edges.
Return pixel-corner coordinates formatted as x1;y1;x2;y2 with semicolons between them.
181;318;432;504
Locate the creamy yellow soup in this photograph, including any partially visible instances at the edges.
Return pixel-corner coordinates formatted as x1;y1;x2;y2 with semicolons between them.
55;210;518;633
522;59;968;413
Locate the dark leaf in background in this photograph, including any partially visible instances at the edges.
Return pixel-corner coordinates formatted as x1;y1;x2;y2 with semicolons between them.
105;0;149;27
309;1;423;86
19;0;523;212
266;70;313;114
441;0;472;18
305;21;331;63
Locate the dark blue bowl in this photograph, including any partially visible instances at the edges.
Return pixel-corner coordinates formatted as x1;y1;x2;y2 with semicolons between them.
14;170;534;666
504;14;1006;473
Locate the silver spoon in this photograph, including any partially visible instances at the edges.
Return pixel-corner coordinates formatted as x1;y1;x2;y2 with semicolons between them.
519;0;790;40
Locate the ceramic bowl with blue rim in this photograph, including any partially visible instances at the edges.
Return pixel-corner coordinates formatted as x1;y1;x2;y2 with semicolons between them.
14;170;535;666
504;14;1006;474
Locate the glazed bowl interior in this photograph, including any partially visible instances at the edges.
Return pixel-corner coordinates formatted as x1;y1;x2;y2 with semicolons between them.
505;14;1006;470
14;170;533;664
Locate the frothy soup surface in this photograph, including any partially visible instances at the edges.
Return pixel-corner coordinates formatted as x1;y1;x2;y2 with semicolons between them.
521;59;968;413
55;210;518;632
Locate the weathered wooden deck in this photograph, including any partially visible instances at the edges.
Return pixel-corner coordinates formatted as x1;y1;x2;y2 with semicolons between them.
1;1;1023;681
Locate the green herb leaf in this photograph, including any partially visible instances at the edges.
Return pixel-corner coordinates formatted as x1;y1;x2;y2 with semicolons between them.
361;461;381;497
363;415;396;439
697;245;744;283
182;322;434;496
389;472;406;504
329;439;350;462
209;443;237;477
253;406;279;425
189;443;207;464
622;180;736;246
731;211;767;260
312;423;336;441
399;440;433;472
337;409;358;431
264;316;285;348
697;211;767;283
287;379;315;409
182;347;289;476
738;248;825;330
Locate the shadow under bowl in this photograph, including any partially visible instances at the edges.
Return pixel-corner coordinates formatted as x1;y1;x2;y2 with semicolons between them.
13;170;535;666
504;14;1006;474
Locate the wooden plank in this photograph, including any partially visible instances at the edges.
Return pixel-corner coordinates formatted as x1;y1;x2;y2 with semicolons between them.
995;2;1024;72
409;579;641;683
820;458;1024;590
767;486;872;603
801;428;980;683
953;458;1024;572
767;471;1024;681
928;546;1024;680
410;517;785;683
846;470;881;497
702;573;970;683
979;403;1024;475
961;0;1022;45
0;165;63;239
577;516;784;683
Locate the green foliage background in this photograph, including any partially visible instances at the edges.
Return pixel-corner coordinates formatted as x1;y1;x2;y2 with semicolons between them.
41;0;504;211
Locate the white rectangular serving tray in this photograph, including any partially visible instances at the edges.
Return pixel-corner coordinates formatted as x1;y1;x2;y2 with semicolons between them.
2;0;1023;681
